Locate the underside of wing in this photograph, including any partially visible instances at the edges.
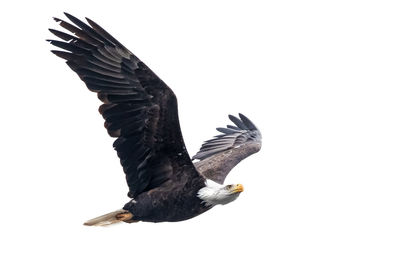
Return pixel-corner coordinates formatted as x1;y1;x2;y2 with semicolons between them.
193;114;262;184
48;13;199;198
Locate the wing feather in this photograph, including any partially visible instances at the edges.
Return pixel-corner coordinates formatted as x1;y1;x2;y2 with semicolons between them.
193;114;262;184
49;13;200;198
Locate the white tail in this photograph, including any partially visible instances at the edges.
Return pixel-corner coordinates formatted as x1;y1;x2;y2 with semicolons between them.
84;209;134;226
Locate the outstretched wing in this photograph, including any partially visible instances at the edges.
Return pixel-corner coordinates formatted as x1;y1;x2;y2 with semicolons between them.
48;13;200;198
193;114;262;184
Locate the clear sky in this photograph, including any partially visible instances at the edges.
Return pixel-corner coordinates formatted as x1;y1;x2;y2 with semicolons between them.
1;1;399;277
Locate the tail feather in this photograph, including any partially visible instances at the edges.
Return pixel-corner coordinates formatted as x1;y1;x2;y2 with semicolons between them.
84;209;134;226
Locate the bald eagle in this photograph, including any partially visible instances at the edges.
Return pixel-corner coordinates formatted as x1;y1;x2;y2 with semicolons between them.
48;13;262;225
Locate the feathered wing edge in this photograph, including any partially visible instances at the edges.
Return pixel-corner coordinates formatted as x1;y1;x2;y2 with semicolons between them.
193;113;262;184
193;113;261;161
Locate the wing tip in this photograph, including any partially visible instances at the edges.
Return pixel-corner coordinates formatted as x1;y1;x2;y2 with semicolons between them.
63;12;73;19
238;113;257;130
85;17;96;27
228;114;238;121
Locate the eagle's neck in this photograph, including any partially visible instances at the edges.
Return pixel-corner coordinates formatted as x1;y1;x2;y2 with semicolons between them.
197;180;238;206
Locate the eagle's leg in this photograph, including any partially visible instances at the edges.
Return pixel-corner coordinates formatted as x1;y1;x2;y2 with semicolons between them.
84;209;137;226
116;212;137;223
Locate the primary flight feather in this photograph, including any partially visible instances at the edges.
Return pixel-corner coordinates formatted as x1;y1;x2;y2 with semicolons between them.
48;13;262;225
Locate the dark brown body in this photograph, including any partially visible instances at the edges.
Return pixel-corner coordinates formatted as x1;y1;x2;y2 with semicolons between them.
123;175;211;222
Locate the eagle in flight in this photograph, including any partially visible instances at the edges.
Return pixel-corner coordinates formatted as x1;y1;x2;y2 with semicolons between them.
48;13;262;225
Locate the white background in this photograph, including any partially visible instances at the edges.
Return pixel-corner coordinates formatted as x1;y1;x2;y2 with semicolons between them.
1;0;399;277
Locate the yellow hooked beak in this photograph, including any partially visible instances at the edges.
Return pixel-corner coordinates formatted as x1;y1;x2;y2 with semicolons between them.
231;184;244;193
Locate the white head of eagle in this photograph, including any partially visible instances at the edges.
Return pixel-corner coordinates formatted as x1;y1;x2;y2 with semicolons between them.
197;180;244;206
